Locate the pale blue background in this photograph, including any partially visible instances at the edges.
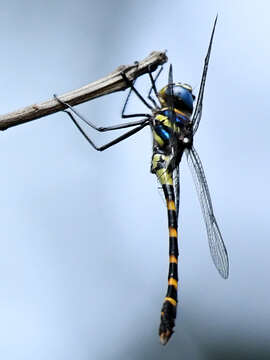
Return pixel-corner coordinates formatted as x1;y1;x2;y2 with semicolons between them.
0;1;269;359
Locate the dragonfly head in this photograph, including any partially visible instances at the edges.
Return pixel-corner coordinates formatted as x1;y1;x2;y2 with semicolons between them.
158;83;195;115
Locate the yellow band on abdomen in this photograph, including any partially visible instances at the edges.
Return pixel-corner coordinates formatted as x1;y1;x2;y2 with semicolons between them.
169;227;177;237
167;200;176;211
164;297;177;306
168;278;178;289
169;255;178;263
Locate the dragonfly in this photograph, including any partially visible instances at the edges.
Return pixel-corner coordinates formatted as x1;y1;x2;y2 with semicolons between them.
54;16;229;346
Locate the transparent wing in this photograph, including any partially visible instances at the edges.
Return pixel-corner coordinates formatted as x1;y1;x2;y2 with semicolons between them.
191;16;217;134
173;165;180;219
185;146;229;278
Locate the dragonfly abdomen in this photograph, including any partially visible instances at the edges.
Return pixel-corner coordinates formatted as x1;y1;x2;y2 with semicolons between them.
159;183;179;345
151;153;179;345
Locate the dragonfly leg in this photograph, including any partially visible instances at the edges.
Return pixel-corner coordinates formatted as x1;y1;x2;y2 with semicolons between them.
121;80;151;119
121;70;154;111
151;153;179;345
147;65;163;108
54;94;151;131
64;110;150;151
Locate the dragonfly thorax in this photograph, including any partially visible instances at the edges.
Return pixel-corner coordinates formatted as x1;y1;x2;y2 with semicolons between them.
158;83;195;115
152;106;194;156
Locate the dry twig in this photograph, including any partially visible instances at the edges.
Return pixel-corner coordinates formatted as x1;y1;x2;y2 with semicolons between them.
0;51;167;131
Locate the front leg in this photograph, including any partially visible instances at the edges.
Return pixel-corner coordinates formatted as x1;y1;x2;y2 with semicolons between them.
54;94;150;131
121;70;154;111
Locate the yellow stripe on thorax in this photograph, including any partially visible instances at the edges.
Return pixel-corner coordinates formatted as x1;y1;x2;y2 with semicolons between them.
155;113;173;128
153;113;172;146
153;131;164;146
155;110;182;134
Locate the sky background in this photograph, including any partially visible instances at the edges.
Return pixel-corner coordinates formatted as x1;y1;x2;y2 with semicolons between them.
0;1;269;359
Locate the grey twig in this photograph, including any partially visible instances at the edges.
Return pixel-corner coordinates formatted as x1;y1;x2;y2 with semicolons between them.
0;51;167;131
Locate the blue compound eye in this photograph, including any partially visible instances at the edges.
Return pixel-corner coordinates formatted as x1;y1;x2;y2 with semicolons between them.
173;86;194;112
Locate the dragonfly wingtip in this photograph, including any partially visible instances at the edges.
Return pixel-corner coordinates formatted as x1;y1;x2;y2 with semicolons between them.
219;268;229;279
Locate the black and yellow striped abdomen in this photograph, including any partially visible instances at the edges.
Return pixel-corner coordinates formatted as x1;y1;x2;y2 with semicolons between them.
151;153;179;345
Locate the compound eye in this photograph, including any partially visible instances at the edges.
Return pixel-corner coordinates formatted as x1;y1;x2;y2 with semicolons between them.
172;87;182;98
